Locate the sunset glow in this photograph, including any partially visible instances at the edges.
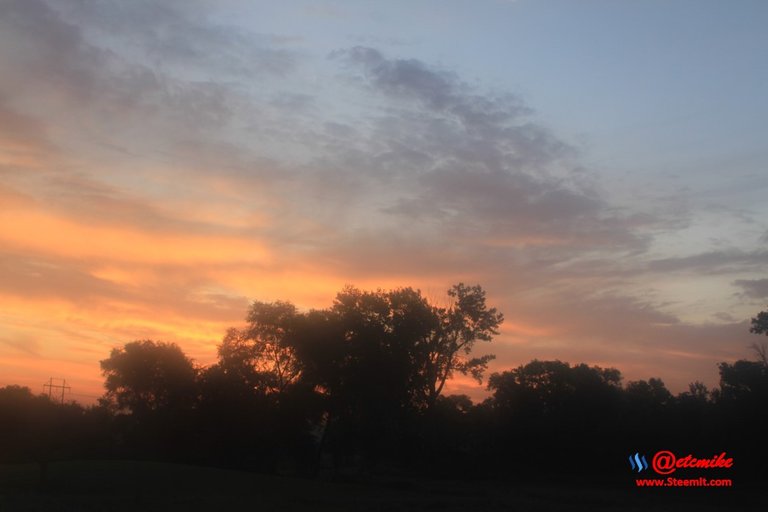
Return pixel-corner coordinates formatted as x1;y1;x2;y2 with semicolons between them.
1;0;766;403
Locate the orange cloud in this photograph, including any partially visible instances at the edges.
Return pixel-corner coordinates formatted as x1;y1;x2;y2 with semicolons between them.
0;209;272;266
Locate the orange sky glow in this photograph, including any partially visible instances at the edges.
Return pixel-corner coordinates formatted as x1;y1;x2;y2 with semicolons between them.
2;0;766;405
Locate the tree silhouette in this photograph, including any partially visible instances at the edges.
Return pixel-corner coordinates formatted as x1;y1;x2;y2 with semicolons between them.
676;381;711;404
100;340;197;416
245;300;303;395
213;327;264;397
624;377;673;408
248;284;505;469
715;310;768;401
328;286;433;413
269;283;504;416
485;360;624;475
0;386;98;483
748;308;768;366
717;360;768;402
0;386;54;464
7;283;768;487
488;360;622;420
749;308;768;336
422;284;503;410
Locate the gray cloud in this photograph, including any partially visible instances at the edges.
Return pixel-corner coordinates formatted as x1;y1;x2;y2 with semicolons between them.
337;47;459;109
0;0;109;104
0;0;296;160
294;47;655;278
55;0;300;78
649;250;768;274
397;168;608;234
333;46;562;171
733;278;768;299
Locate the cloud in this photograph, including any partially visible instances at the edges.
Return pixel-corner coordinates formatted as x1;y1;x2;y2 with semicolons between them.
332;46;561;171
0;100;58;171
486;288;756;392
55;0;300;78
0;4;764;403
0;0;298;169
0;208;272;267
336;47;459;108
733;278;768;300
0;251;121;303
289;46;655;284
0;183;35;210
649;250;768;274
0;334;41;357
37;172;273;239
0;0;108;104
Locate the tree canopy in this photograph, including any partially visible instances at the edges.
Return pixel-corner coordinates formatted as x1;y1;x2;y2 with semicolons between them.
22;290;755;478
749;308;768;336
100;340;197;415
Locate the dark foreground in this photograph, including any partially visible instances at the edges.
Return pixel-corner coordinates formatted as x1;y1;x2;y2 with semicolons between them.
0;460;764;512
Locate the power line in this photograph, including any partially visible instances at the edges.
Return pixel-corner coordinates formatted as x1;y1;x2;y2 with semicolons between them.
43;377;71;404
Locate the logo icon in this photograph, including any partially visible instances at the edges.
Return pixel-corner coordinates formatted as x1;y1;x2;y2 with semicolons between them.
652;450;676;475
629;452;649;472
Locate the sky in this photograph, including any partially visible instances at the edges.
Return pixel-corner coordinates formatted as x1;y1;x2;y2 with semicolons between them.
1;0;767;403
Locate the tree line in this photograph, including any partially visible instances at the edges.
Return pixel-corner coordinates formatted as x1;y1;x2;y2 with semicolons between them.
1;283;767;482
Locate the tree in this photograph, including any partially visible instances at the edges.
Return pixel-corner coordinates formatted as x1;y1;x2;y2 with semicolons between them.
484;360;624;475
292;283;503;412
0;386;55;464
0;386;97;482
280;284;503;468
214;327;263;396
328;286;436;413
717;360;768;402
624;377;673;409
678;381;711;403
421;283;503;409
748;308;768;366
206;283;502;469
100;340;197;415
246;300;303;395
749;308;768;336
214;301;303;397
487;360;622;418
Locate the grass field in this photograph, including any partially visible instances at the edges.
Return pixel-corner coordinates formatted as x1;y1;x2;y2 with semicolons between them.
0;460;763;511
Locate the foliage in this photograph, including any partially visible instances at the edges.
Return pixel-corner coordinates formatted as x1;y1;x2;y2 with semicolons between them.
488;360;623;422
100;340;197;415
7;286;768;480
749;309;768;336
214;301;303;397
717;359;768;401
424;283;503;408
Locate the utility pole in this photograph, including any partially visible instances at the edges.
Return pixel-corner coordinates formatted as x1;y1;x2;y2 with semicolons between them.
43;377;71;404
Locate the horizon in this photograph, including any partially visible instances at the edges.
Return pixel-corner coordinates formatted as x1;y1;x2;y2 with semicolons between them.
1;0;767;403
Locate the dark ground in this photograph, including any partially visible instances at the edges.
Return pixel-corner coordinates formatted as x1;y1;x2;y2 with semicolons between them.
0;460;764;511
